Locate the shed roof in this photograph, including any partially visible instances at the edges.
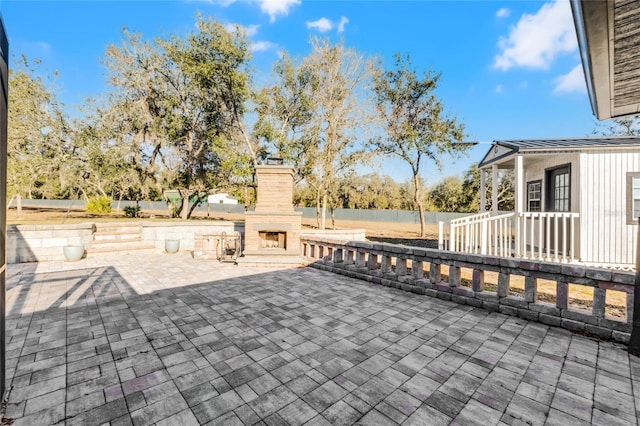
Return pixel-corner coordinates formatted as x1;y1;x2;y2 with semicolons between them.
478;136;640;168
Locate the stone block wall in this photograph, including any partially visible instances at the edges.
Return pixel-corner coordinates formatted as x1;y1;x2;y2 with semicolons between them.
7;223;95;263
243;212;302;255
302;238;635;344
301;229;366;242
254;165;294;212
140;221;243;251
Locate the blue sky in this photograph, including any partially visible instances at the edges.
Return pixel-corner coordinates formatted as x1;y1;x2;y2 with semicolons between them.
1;0;599;183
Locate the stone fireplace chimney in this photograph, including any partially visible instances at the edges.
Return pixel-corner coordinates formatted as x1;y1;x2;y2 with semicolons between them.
238;164;303;266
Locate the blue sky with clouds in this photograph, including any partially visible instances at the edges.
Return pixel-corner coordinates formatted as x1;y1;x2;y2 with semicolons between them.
0;0;599;183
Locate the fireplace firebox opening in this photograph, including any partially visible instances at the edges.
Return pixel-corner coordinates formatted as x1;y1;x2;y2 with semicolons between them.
259;231;286;249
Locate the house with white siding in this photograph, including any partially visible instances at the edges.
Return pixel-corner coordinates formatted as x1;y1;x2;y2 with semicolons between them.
443;137;640;270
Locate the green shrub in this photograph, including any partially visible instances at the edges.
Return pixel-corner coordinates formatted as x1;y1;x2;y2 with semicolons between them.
123;205;141;218
86;196;113;214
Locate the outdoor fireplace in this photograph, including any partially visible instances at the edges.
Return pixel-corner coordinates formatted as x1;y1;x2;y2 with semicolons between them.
238;164;302;266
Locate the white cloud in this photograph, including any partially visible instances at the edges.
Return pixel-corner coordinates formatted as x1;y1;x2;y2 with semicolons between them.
496;85;503;93
306;16;350;33
553;64;586;94
306;17;333;33
216;0;237;7
36;41;51;52
337;16;349;33
258;0;301;22
494;0;577;70
250;40;278;52
224;23;261;37
496;8;510;18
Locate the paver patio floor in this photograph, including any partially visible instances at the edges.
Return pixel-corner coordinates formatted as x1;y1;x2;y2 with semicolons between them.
3;253;640;425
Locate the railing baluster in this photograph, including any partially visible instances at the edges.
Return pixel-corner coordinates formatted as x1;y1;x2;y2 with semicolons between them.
570;215;576;262
515;213;521;258
562;214;567;262
545;215;550;261
521;214;527;257
538;214;543;260
554;215;559;262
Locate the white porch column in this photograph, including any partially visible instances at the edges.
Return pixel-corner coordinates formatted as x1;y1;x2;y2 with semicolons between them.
515;154;524;213
480;169;486;212
491;164;498;213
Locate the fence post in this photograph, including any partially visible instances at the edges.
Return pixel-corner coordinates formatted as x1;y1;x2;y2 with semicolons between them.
438;221;444;250
629;218;640;352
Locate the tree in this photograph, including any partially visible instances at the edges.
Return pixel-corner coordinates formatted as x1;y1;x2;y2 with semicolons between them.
460;163;514;212
7;57;73;213
256;39;374;229
72;101;147;206
430;177;466;212
372;53;467;236
305;39;376;228
254;52;317;183
594;117;640;136
103;16;253;219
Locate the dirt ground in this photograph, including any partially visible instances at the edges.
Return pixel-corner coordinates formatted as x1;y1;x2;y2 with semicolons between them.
7;206;626;318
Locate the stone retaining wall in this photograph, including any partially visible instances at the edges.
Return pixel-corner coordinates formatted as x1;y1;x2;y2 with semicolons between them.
7;223;95;263
302;238;635;343
300;229;366;241
6;222;363;263
7;221;244;263
140;221;243;251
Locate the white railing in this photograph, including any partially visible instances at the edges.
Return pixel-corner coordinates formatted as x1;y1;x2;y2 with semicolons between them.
516;212;580;263
445;212;489;252
448;212;514;256
443;211;581;263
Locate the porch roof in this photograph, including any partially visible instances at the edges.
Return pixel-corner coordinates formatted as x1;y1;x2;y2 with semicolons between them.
479;136;640;169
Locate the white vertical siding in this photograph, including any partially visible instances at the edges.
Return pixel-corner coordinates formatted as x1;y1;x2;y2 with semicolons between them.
580;150;640;266
521;154;579;255
522;153;580;212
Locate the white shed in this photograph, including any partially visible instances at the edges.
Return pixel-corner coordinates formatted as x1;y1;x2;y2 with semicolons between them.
442;137;640;270
207;193;239;205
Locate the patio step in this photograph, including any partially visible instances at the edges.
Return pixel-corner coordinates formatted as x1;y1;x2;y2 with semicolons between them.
93;230;141;241
94;222;143;234
88;222;153;254
87;243;156;255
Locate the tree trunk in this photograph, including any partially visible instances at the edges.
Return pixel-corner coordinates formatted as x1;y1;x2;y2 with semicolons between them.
181;193;190;220
16;193;22;217
331;207;336;230
116;193;123;212
320;192;328;230
187;198;201;219
413;173;426;237
315;190;321;229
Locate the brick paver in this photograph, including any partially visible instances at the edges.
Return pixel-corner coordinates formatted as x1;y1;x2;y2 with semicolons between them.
3;253;640;425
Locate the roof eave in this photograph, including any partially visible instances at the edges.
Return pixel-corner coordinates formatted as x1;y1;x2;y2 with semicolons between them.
571;0;612;120
572;0;640;120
